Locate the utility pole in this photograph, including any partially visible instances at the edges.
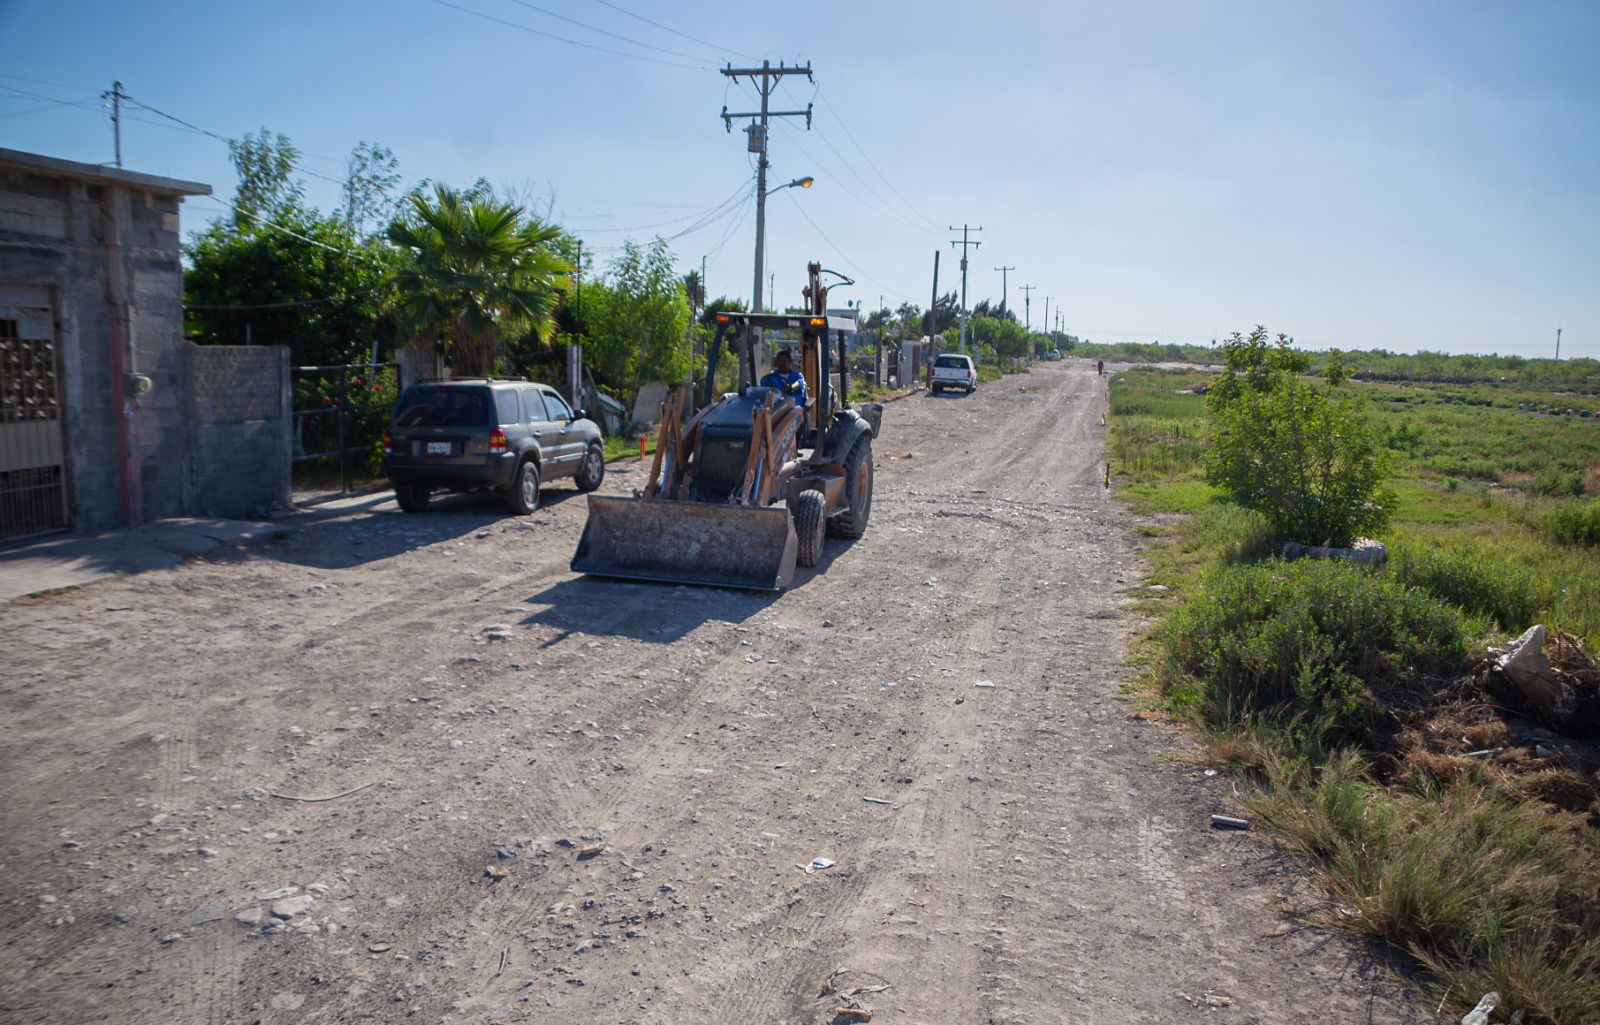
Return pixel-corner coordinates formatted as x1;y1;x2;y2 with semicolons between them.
993;265;1015;320
105;81;125;168
720;60;813;318
1043;297;1052;341
948;224;982;353
1555;326;1562;360
1018;284;1035;332
926;250;940;386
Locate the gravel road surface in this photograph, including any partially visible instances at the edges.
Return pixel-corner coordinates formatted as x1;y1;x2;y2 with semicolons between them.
1;360;1438;1024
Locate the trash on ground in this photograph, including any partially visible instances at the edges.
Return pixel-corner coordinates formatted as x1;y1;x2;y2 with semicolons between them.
1210;814;1250;830
862;797;892;805
1461;991;1500;1025
1494;626;1574;725
972;680;996;688
802;857;836;874
575;844;607;859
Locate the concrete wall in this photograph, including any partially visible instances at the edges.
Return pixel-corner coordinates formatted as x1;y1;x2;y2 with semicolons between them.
0;158;228;530
1;170;126;531
188;345;290;517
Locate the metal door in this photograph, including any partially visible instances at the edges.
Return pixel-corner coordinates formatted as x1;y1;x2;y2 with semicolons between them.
0;302;67;542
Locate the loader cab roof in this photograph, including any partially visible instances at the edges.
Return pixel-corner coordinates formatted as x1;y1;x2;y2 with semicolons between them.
711;312;856;334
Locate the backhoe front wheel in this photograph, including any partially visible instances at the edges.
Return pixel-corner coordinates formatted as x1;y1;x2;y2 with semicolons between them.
794;490;826;567
827;435;873;539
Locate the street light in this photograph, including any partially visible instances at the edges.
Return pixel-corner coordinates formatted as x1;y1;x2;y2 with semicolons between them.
768;175;814;196
754;175;814;315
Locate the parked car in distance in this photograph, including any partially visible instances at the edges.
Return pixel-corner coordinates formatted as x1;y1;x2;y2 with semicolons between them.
382;378;605;514
1047;349;1063;361
931;353;977;394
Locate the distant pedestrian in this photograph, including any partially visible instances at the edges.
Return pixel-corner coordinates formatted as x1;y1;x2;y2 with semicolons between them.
1097;360;1104;376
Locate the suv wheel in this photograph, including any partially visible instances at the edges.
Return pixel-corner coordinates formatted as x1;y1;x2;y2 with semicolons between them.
575;442;605;492
395;484;431;513
507;459;541;515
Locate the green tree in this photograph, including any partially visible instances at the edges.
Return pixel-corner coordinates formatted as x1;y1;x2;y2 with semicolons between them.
581;238;695;405
342;141;401;237
1204;327;1394;546
187;129;396;365
184;214;398;366
386;184;572;377
967;314;1030;362
227;129;304;230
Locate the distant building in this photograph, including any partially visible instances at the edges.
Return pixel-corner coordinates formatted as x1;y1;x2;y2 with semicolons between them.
0;148;289;542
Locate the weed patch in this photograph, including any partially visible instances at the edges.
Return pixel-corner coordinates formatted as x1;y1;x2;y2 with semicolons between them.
1545;498;1600;547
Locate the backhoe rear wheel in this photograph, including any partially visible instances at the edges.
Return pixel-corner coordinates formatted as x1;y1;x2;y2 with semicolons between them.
827;435;873;539
795;490;826;567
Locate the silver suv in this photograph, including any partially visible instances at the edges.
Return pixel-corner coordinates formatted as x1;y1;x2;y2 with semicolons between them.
382;379;605;514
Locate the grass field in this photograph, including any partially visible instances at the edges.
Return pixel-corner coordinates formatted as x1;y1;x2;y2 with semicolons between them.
1108;366;1600;1023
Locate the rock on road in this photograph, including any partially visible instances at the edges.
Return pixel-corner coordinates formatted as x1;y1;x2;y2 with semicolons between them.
0;360;1435;1024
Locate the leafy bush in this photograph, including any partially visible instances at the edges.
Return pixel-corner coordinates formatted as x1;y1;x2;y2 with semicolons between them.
1391;542;1540;633
1205;328;1394;546
1161;560;1470;742
1545;498;1600;546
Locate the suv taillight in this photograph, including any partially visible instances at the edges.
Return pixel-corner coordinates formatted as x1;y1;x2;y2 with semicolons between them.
490;428;507;453
382;429;391;455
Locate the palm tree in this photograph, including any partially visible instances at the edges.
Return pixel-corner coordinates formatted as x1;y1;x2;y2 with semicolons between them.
387;185;572;377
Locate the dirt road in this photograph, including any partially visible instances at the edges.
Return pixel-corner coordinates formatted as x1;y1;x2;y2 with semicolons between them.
1;361;1436;1024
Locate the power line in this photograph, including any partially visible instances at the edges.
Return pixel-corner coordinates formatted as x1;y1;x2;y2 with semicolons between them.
781;190;915;304
195;197;355;254
815;85;940;230
0;82;103;112
428;0;703;69
120;94;345;185
770;117;928;233
0;71;98;93
569;179;749;234
502;0;721;64
187;294;354;311
768;119;928;233
585;0;753;60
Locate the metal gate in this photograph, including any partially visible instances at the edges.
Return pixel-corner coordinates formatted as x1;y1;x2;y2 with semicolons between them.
291;362;394;498
0;302;67;543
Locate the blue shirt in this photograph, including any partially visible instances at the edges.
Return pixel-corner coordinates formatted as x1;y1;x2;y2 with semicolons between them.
760;367;808;404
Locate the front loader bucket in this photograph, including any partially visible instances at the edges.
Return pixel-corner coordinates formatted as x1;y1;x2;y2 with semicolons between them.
571;495;798;590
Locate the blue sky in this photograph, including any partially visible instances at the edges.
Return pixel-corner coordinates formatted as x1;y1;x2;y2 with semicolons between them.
2;0;1595;359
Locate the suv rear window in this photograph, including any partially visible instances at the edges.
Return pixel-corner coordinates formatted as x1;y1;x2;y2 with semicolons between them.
934;355;971;369
393;386;493;427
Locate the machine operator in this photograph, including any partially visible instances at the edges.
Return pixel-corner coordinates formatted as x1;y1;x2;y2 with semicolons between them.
760;349;809;406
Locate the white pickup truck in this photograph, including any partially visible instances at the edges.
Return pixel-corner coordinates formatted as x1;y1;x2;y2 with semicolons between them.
931;352;977;394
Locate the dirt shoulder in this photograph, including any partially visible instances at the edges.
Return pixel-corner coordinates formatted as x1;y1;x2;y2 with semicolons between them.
0;362;1439;1024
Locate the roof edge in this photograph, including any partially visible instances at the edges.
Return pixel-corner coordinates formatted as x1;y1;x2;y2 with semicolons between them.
0;147;211;197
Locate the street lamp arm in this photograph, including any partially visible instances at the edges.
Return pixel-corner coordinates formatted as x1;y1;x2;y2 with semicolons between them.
765;175;814;197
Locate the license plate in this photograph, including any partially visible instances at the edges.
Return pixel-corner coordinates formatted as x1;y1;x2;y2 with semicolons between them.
425;441;452;455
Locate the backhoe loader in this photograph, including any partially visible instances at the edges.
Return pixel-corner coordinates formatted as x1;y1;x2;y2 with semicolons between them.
570;263;883;590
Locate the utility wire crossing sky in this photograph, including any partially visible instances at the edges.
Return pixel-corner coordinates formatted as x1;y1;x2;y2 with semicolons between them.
1;0;1594;359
